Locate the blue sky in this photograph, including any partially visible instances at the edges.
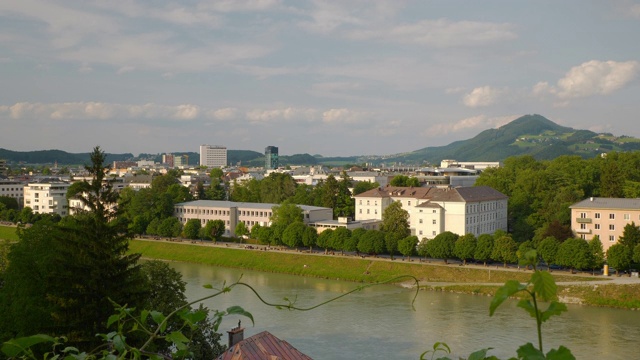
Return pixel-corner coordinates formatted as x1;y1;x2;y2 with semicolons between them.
1;1;639;157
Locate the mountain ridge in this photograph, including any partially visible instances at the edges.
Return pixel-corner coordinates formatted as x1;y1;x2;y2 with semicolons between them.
2;115;639;166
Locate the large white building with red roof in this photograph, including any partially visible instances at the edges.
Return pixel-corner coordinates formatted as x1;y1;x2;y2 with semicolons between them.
354;185;508;239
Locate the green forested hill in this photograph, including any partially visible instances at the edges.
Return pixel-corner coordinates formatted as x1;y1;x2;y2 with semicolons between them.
380;114;640;164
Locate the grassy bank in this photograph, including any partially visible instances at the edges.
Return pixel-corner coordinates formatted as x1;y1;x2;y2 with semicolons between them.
129;240;592;285
0;225;18;241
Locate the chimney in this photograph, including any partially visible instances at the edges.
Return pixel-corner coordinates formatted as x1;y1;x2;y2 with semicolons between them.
227;320;244;348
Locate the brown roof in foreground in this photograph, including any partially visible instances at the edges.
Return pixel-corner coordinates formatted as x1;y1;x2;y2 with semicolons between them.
217;331;313;360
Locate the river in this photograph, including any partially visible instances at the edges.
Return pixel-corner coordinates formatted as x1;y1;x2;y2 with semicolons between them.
171;261;640;359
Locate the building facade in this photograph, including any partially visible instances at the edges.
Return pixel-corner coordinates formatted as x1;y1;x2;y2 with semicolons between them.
265;146;279;170
354;185;508;238
570;197;640;252
174;200;333;237
200;145;227;168
23;180;70;216
0;180;25;207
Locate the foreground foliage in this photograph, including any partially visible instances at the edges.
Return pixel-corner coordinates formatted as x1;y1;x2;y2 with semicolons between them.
422;250;575;360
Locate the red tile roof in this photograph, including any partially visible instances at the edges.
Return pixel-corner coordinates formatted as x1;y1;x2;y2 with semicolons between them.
217;331;313;360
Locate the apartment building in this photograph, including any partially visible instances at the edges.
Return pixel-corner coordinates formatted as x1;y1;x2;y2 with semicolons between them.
174;200;333;237
0;180;25;207
354;185;508;238
570;197;640;252
23;180;70;216
200;145;227;168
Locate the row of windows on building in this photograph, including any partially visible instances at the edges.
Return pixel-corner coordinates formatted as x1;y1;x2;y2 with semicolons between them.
466;202;501;213
465;223;497;235
176;208;272;218
579;212;640;220
466;213;497;224
580;233;619;242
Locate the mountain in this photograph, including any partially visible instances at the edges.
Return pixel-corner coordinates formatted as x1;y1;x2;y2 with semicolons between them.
378;114;640;165
2;115;639;166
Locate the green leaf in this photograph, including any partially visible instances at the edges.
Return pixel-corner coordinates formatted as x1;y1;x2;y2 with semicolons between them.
226;306;255;326
540;301;568;323
1;334;56;357
203;283;213;289
150;311;165;326
140;310;150;323
112;334;126;353
166;331;190;344
546;346;576;360
516;343;545;360
107;314;120;328
468;348;494;360
490;280;526;316
516;299;538;319
531;270;557;301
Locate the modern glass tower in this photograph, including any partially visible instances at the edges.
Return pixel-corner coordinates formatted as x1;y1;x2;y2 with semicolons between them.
265;146;279;170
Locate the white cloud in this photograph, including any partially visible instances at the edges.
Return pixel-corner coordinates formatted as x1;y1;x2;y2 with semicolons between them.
630;4;640;18
533;60;640;101
425;115;517;136
322;108;364;124
462;86;506;107
208;108;238;120
245;107;318;123
116;66;135;75
78;62;93;73
348;19;517;47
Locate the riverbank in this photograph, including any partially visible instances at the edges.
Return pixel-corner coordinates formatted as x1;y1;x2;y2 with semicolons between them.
128;239;640;309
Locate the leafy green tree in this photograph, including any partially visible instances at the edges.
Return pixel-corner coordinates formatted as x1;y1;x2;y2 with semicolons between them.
330;227;351;254
454;233;477;265
19;207;35;224
146;217;161;235
390;175;420;187
380;201;410;253
167;183;193;203
204;219;225;241
417;238;430;260
426;231;458;264
282;222;306;249
260;173;297;203
398;235;419;259
0;147;146;349
269;223;286;246
209;168;223;180
517;240;535;267
183;219;202;240
618;222;640;250
0;196;19;210
302;226;318;251
607;243;632;275
205;179;226;200
474;234;494;266
317;229;333;254
252;225;272;245
633;243;640;264
491;235;518;267
589;236;605;272
271;201;303;226
556;238;592;272
599;159;624;198
334;172;355;218
385;232;400;260
159;217;182;239
352;181;379;196
235;222;249;240
350;228;367;255
537;237;560;269
151;173;180;194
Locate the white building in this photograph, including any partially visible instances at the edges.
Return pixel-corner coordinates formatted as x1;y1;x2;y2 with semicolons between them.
0;180;25;207
354;185;508;238
200;145;227;168
174;200;333;237
23;180;71;216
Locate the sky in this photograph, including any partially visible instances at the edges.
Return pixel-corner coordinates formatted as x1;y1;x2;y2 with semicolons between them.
1;1;640;157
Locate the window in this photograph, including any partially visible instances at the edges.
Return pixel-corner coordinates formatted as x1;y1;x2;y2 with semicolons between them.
432;210;436;213
367;209;370;214
580;212;586;218
419;219;423;224
419;231;423;235
408;201;411;206
609;213;615;219
367;200;370;205
432;231;436;236
595;224;600;230
359;209;362;214
595;213;600;219
359;200;362;205
432;219;436;224
609;235;615;242
580;234;585;240
624;214;630;220
609;224;615;231
580;223;586;229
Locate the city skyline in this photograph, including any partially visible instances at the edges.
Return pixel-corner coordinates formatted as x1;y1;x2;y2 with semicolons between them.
1;1;639;157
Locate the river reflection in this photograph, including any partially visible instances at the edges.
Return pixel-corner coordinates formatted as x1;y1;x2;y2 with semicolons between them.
169;261;640;360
